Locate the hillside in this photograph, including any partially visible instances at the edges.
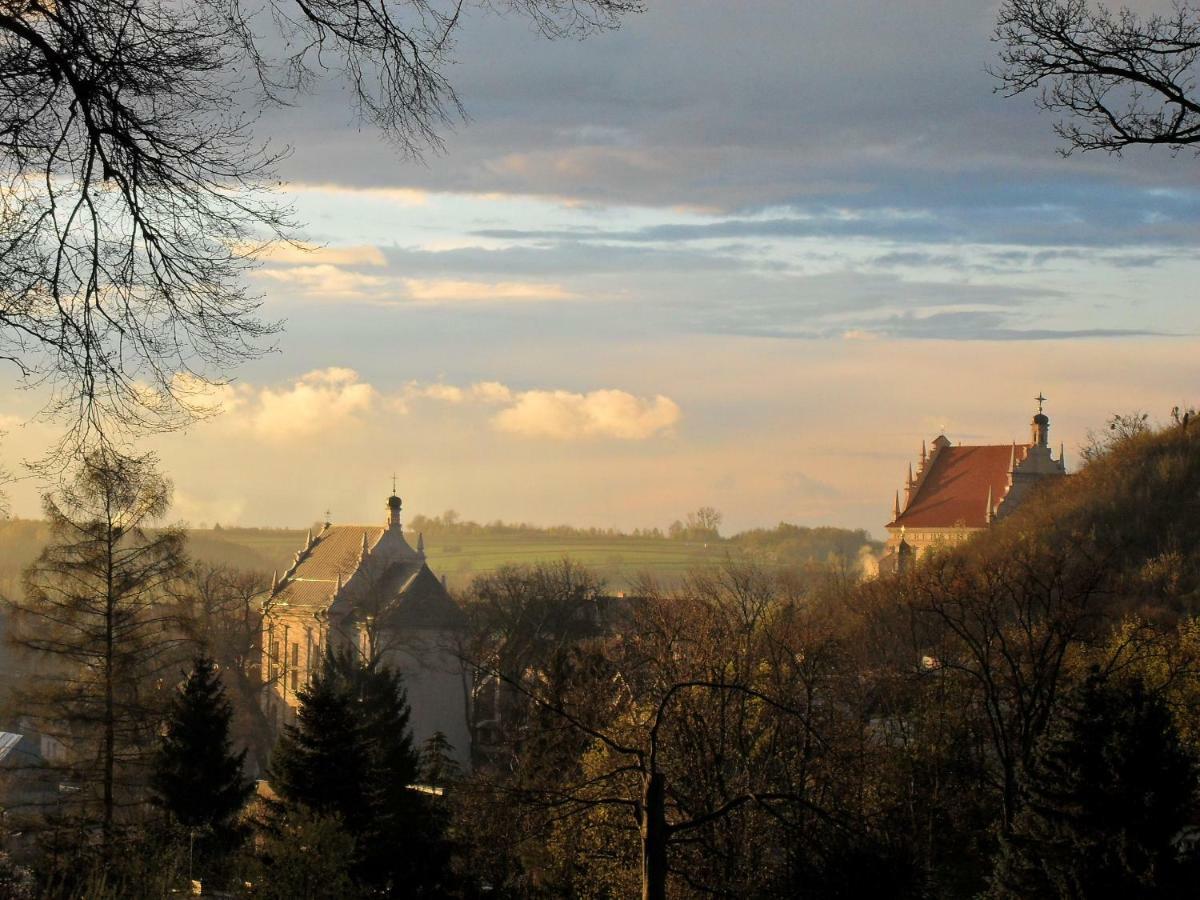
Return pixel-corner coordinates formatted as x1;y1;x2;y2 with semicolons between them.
0;517;880;595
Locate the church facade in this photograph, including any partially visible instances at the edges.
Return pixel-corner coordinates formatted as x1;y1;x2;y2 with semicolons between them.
882;399;1067;570
262;491;471;767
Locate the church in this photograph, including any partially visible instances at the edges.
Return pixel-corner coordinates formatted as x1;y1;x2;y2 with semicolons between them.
262;489;471;767
881;397;1067;570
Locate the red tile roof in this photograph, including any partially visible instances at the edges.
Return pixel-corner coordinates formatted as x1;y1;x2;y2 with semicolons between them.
892;444;1027;529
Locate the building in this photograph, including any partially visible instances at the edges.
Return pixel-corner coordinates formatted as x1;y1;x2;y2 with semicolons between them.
882;396;1067;569
262;489;470;767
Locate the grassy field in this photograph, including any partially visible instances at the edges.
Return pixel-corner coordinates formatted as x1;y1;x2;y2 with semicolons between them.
0;519;875;598
190;526;734;591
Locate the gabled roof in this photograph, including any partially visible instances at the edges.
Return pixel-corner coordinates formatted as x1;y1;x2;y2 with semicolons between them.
272;525;385;611
269;523;463;629
376;563;467;630
891;445;1027;529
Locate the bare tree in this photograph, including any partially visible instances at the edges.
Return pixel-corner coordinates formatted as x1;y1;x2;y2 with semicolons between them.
174;563;274;774
0;0;641;452
995;0;1200;154
6;450;187;852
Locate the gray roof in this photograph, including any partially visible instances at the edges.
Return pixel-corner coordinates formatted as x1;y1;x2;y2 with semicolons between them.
270;523;464;629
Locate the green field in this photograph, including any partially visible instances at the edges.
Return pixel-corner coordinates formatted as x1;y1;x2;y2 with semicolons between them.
189;526;737;591
0;519;876;598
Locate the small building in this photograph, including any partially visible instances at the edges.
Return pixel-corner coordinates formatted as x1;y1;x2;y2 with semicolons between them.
262;490;470;767
881;397;1067;569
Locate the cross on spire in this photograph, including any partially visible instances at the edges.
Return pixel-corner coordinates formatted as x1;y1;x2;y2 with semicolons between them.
392;473;397;494
1035;392;1047;414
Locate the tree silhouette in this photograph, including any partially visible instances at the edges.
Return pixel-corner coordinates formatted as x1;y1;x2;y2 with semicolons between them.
7;450;186;855
271;646;446;896
0;0;641;449
151;657;252;838
996;1;1200;155
991;671;1200;898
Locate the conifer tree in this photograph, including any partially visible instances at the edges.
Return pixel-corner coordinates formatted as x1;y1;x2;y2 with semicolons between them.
270;646;445;895
7;450;186;854
990;671;1200;898
151;657;252;837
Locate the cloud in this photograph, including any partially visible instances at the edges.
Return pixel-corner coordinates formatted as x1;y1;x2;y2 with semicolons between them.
173;490;247;527
284;183;429;206
493;389;681;440
258;264;390;298
403;278;577;303
228;368;378;439
212;373;675;444
258;242;388;267
400;379;680;440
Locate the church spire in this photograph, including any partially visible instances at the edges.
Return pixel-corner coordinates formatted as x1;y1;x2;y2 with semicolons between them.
892;490;901;521
985;485;994;524
1031;392;1050;447
386;480;402;529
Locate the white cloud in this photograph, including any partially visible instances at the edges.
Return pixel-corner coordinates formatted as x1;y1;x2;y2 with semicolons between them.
173;490;247;527
403;380;515;405
258;242;388;267
227;368;378;439
257;264;390;298
284;183;429;206
403;278;576;303
493;389;681;440
207;372;677;446
401;379;680;440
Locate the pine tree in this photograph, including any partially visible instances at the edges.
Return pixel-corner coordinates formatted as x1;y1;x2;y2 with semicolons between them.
419;731;461;794
990;671;1200;898
151;657;252;836
270;647;445;895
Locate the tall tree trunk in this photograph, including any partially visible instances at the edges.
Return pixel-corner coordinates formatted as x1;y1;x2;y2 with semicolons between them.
641;771;668;900
103;535;116;851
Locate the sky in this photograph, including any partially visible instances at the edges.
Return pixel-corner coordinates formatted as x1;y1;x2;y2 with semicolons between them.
2;0;1199;536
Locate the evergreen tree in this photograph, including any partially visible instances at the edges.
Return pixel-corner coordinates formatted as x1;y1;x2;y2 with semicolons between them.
419;731;461;794
270;647;446;895
991;671;1200;898
151;657;252;836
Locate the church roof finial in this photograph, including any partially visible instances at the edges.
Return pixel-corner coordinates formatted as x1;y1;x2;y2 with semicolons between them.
893;490;901;520
1035;391;1047;414
921;439;927;465
907;461;914;487
985;485;994;524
